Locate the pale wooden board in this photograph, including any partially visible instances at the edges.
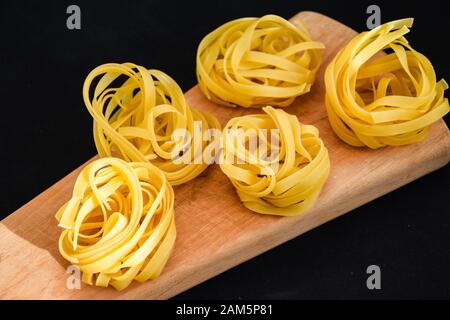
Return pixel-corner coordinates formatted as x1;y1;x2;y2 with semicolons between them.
1;11;449;300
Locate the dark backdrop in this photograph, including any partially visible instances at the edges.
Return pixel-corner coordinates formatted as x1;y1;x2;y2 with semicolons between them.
0;0;449;299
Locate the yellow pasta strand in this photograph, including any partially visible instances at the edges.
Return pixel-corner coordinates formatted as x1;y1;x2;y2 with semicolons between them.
83;63;221;186
197;14;324;108
325;19;450;149
55;158;175;291
219;106;330;216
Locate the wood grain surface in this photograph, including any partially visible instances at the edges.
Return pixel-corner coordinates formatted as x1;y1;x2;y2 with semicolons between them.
1;11;449;300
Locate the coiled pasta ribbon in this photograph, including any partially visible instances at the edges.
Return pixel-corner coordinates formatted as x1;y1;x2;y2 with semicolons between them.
55;158;175;291
325;19;450;149
197;15;324;108
83;63;221;186
220;106;330;216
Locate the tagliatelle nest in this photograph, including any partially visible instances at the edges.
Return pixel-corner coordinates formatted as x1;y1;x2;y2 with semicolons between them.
83;63;221;186
325;19;450;149
56;158;175;291
219;106;330;216
197;15;324;108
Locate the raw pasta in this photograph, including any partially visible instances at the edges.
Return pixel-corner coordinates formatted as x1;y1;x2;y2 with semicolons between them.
197;15;324;108
220;106;330;216
56;158;175;290
83;63;221;185
325;19;450;148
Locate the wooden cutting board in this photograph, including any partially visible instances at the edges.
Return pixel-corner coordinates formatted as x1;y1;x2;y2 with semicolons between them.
1;11;449;300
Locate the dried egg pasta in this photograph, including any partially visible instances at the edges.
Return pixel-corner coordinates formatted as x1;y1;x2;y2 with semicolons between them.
220;106;330;216
56;158;175;291
197;15;324;108
83;63;221;185
325;19;450;148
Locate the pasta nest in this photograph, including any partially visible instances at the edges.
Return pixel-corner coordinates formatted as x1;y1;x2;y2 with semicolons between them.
83;63;221;186
325;19;450;149
219;106;330;216
197;15;324;108
56;158;175;291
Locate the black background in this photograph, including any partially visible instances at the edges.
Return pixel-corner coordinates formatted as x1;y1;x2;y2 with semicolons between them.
0;0;449;299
